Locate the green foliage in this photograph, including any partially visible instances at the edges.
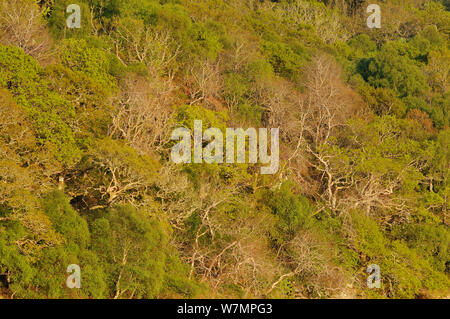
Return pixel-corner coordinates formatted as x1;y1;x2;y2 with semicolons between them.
0;227;35;296
262;40;305;80
70;138;159;206
0;0;448;300
47;0;93;38
187;21;227;60
43;64;113;140
42;191;90;249
223;72;248;105
360;44;429;97
91;205;198;298
90;205;166;298
235;102;264;125
60;39;117;93
392;222;449;273
175;105;228;132
265;184;313;243
347;34;377;58
0;44;81;163
245;58;275;86
350;212;449;298
28;191;107;298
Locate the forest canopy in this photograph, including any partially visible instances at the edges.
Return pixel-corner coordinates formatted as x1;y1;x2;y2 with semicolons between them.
0;0;448;299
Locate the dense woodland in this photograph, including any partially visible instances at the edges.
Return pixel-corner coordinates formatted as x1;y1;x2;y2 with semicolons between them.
0;0;449;299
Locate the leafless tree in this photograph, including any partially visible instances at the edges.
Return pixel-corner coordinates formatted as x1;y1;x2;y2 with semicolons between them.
0;0;53;63
273;0;349;43
109;73;176;155
115;18;180;77
188;59;223;108
267;230;347;298
301;54;360;148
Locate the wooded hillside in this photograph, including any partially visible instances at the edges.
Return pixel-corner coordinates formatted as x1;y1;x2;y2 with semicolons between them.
0;0;448;299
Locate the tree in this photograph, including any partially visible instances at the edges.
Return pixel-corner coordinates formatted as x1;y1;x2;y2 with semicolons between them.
109;73;175;154
425;48;450;94
68;138;158;208
31;191;107;299
0;44;81;164
91;205;197;299
114;17;180;75
362;44;429;98
0;0;53;63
